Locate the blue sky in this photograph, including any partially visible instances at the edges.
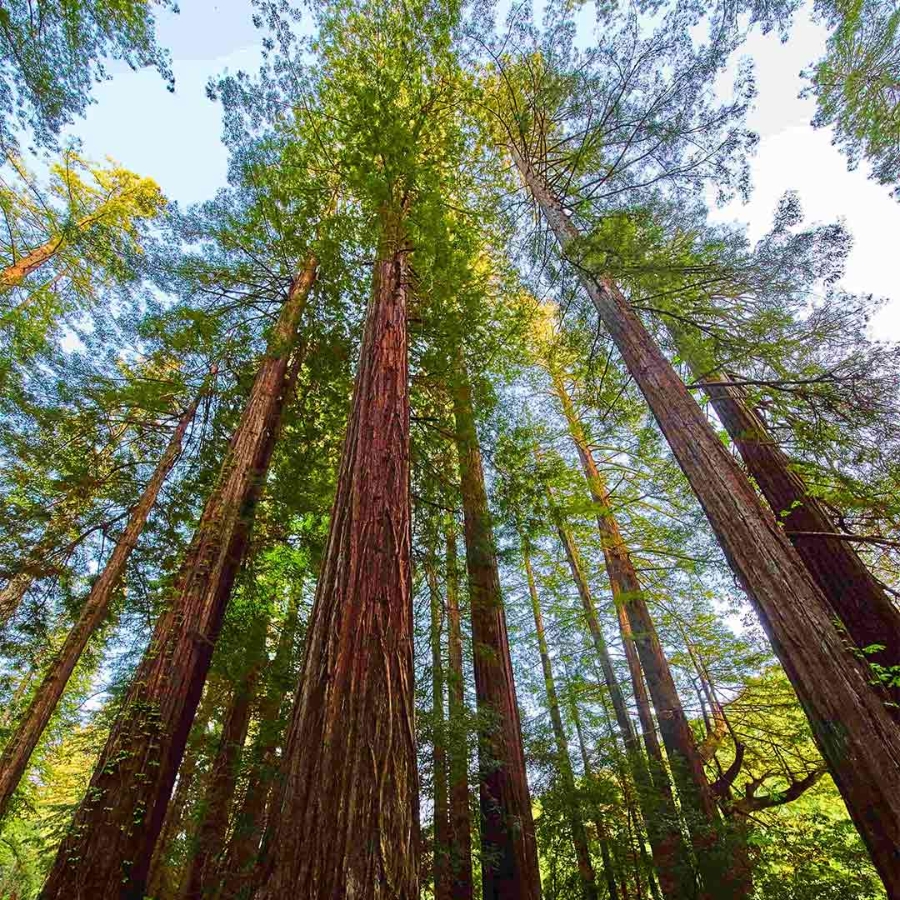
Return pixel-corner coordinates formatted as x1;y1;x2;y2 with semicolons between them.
57;0;900;341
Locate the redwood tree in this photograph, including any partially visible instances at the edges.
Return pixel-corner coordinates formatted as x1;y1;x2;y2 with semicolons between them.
510;142;900;894
452;356;542;900
0;381;206;821
38;256;317;899
256;208;418;898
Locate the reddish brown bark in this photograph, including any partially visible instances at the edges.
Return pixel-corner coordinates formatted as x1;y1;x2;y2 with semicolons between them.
548;373;742;896
452;356;542;900
550;512;692;900
147;681;223;900
257;214;418;899
0;235;64;288
444;522;474;900
515;149;900;897
700;374;900;711
39;257;317;900
426;557;452;900
0;390;203;823
522;540;599;900
180;622;264;900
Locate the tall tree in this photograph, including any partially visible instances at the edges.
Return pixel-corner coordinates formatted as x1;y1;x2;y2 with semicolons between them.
452;355;542;900
258;204;417;898
0;377;207;821
426;548;452;900
444;521;474;900
39;255;317;898
521;535;598;900
486;21;900;884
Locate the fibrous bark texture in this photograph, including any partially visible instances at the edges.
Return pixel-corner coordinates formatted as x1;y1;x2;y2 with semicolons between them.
0;390;202;822
39;257;316;900
453;357;542;900
514;146;900;896
257;216;418;899
699;373;900;712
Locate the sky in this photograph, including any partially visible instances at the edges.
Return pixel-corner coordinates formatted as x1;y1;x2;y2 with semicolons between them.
60;0;900;341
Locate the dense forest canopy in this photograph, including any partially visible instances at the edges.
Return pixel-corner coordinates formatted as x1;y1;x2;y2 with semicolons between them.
0;0;898;898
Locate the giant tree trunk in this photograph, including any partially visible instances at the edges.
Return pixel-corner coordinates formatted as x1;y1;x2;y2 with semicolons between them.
522;539;598;900
550;511;692;900
427;557;452;900
452;356;542;900
180;618;265;900
256;210;418;899
444;522;474;900
0;390;204;822
39;257;317;900
548;373;744;897
514;148;900;897
697;370;900;710
214;591;302;899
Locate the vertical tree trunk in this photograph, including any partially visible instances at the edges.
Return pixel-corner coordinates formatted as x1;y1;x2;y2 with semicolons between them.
516;149;900;897
444;522;474;900
452;355;542;900
697;370;900;710
546;374;740;897
180;618;265;900
427;556;452;900
214;590;302;899
0;390;204;822
550;510;692;900
614;605;664;771
39;257;317;900
567;692;620;900
522;539;599;900
257;210;418;899
147;683;222;900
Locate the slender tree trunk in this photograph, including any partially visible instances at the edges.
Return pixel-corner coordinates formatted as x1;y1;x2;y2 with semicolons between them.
257;210;418;899
568;692;620;900
522;539;599;900
180;617;265;900
0;391;204;823
696;370;900;710
427;556;452;900
546;375;739;897
214;590;302;900
614;605;663;771
0;235;65;289
550;511;692;900
39;257;317;900
452;354;542;900
444;521;474;900
515;152;900;896
146;683;221;900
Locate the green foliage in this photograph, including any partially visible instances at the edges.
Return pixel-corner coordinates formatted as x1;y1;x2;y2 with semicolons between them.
0;0;176;149
807;0;900;198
